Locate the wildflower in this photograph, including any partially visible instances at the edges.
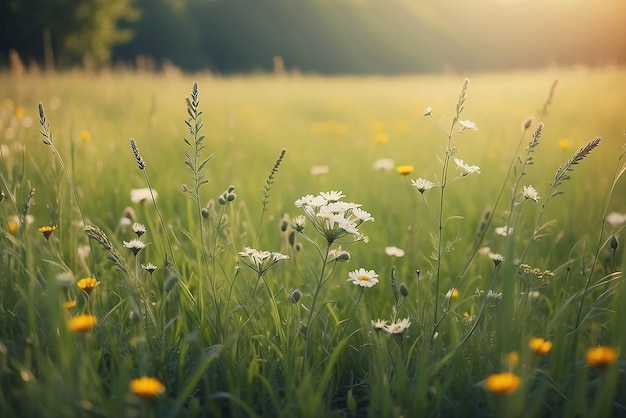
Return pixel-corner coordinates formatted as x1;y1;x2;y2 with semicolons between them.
458;120;478;131
606;212;626;227
77;277;99;295
529;337;552;356
132;222;146;237
142;263;157;274
79;130;91;143
320;190;345;202
123;239;146;255
77;245;90;260
294;191;373;244
445;288;460;299
488;252;504;267
310;165;329;176
371;319;388;330
67;314;97;333
238;246;289;276
7;218;19;235
373;158;395;171
56;271;75;288
129;377;165;399
385;246;405;258
328;247;351;262
423;106;433;116
495;226;513;237
485;372;520;394
347;268;379;288
292;215;306;232
63;300;77;310
130;188;157;203
586;346;618;367
522;185;540;202
411;178;435;193
558;138;572;151
375;131;389;144
395;165;414;176
454;158;481;175
399;283;409;297
486;290;503;300
384;317;411;334
611;235;619;250
38;225;57;240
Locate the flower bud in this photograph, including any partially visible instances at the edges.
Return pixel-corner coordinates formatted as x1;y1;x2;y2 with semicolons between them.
611;235;618;251
336;250;351;262
289;289;302;303
399;283;409;297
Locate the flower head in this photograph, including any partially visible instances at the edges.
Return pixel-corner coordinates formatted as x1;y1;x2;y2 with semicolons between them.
238;246;289;276
384;317;411;334
371;319;388;330
77;277;99;295
586;346;618;367
606;212;626;227
347;268;379;288
495;226;513;237
123;239;146;255
458;120;478;131
295;191;373;244
132;222;146;237
411;178;435;193
310;165;329;176
454;158;481;175
558;138;572;151
395;165;414;176
142;263;157;274
130;188;157;203
529;337;552;356
385;246;405;258
67;314;98;333
423;106;433;116
79;130;91;143
129;377;165;398
485;372;520;394
522;185;540;203
38;225;57;240
373;158;395;172
63;300;77;310
488;252;504;267
445;288;460;300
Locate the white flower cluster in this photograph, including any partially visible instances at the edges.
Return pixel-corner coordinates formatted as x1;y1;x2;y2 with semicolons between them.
294;191;374;244
371;317;412;334
238;246;289;276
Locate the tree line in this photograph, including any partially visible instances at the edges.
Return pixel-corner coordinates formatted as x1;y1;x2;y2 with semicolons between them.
2;0;625;74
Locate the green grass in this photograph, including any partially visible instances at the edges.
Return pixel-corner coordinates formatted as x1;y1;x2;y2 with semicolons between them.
1;66;625;417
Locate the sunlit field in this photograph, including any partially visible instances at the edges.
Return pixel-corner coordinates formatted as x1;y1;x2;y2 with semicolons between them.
1;66;625;417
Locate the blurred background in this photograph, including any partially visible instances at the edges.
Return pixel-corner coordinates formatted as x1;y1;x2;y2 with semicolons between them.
1;0;625;74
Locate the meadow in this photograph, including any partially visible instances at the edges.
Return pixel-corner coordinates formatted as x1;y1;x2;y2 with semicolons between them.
0;66;625;417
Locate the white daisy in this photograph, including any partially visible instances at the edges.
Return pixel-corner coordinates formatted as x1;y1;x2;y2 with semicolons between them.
384;246;405;257
458;120;478;131
454;158;481;175
347;268;379;288
384;317;411;334
522;185;540;202
411;178;435;193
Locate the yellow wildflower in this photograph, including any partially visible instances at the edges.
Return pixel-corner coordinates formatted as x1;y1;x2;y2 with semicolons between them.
485;372;520;394
529;337;552;356
395;165;414;176
77;277;99;295
38;225;57;240
586;346;618;367
67;314;97;333
79;130;91;143
130;377;165;398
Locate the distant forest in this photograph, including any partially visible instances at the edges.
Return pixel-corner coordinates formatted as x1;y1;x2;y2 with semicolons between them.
2;0;625;74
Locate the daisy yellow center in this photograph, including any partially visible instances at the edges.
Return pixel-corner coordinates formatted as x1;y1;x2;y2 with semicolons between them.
358;274;370;282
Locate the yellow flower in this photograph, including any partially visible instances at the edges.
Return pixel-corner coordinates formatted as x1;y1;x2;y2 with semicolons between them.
586;346;618;367
79;130;91;143
130;376;165;398
67;314;97;333
63;300;77;310
485;372;521;394
558;139;572;151
38;225;57;240
445;288;459;299
374;131;389;144
395;165;414;176
15;106;25;119
8;220;19;235
77;277;99;295
529;337;552;356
